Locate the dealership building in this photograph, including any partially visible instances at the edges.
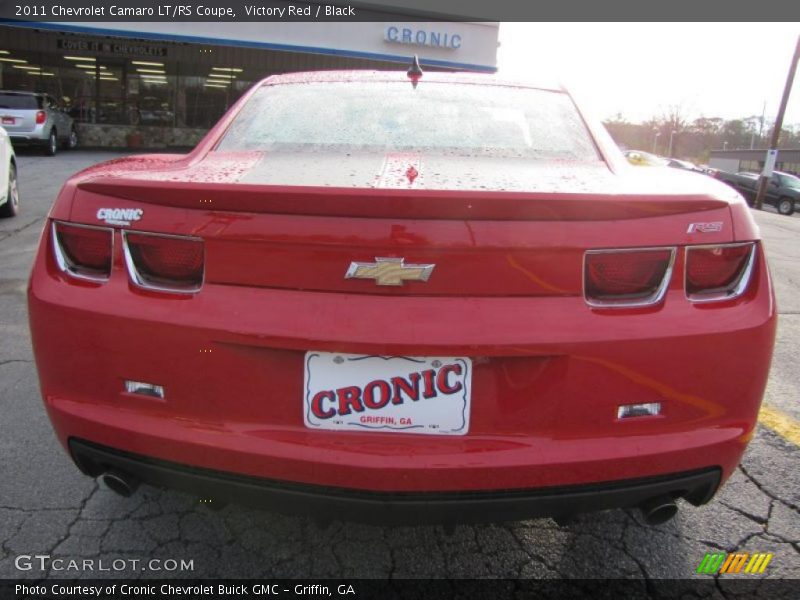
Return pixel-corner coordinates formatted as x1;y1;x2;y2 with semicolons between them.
0;19;498;148
709;148;800;176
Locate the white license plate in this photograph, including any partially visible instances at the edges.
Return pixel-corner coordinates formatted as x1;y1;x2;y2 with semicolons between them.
303;352;471;435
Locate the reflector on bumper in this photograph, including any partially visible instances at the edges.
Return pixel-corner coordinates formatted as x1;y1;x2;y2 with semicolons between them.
124;380;165;399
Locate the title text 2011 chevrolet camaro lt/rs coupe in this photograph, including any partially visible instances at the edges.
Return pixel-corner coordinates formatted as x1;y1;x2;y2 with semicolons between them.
28;69;776;527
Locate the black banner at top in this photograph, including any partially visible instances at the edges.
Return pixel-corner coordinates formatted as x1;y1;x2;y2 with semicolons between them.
1;0;800;22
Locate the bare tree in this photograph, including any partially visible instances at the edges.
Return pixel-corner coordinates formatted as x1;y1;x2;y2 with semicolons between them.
659;104;691;157
662;104;690;133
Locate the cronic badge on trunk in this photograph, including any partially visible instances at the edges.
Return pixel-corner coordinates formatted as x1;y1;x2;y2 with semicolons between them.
97;208;143;227
345;257;435;286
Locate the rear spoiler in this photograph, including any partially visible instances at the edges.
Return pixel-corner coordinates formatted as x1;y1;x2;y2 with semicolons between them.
77;178;730;222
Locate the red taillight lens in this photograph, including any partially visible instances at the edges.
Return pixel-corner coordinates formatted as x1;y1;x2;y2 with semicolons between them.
686;243;754;300
585;248;674;306
35;110;46;124
124;232;204;292
52;222;113;281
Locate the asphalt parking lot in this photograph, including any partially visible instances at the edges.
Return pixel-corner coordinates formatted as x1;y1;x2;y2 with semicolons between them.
0;151;797;582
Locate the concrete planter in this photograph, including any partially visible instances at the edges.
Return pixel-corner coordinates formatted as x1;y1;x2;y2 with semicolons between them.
76;123;207;149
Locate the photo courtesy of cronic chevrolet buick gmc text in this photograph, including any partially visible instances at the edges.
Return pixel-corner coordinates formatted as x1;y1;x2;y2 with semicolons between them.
27;66;777;528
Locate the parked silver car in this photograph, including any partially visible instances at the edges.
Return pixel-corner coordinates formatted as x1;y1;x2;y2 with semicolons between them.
0;91;78;156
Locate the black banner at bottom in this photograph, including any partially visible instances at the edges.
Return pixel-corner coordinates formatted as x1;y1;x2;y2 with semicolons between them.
2;579;798;600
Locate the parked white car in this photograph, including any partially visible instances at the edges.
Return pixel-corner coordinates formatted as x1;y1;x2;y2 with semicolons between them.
0;126;19;217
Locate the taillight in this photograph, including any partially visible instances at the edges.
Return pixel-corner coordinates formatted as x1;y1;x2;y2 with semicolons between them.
584;247;675;307
52;222;113;282
35;110;46;124
123;231;204;293
685;243;755;302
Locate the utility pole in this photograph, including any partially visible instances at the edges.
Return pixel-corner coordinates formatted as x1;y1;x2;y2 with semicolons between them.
755;36;800;210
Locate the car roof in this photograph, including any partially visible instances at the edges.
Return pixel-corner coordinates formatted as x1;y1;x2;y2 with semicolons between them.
257;70;564;93
0;90;43;97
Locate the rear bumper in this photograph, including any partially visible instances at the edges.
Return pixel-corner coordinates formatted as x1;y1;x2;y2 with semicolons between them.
29;226;777;500
9;131;48;144
70;438;721;524
8;122;49;143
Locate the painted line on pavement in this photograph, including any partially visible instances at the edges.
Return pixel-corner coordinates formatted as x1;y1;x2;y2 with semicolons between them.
759;405;800;446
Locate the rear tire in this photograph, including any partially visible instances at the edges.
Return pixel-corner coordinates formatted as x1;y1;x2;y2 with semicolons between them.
63;126;78;150
0;162;19;218
44;128;58;156
777;197;795;216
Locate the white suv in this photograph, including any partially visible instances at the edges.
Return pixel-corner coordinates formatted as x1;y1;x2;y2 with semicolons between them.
0;91;77;156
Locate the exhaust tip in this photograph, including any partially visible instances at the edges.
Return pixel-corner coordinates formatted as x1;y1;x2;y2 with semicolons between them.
101;471;139;498
639;495;678;526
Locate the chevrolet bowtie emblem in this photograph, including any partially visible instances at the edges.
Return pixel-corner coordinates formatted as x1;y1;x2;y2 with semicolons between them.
345;257;435;286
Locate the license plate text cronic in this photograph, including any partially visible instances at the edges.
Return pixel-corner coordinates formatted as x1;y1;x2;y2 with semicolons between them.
303;352;472;435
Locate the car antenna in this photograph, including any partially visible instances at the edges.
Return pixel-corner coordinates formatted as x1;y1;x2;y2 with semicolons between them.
407;55;423;89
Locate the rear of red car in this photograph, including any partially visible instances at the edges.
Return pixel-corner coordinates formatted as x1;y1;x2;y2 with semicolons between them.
28;72;776;525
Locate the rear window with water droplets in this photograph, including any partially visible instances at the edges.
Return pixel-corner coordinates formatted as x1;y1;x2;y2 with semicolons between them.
217;82;600;161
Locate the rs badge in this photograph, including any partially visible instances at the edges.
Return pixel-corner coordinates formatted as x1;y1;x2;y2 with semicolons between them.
345;257;435;286
687;222;723;233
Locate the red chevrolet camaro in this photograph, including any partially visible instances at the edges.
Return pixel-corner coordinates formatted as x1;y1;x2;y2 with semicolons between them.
28;69;776;526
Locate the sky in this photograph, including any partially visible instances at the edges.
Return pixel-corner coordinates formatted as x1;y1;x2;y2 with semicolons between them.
497;23;800;126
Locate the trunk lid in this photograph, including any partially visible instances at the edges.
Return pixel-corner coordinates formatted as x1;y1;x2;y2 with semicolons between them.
70;152;736;298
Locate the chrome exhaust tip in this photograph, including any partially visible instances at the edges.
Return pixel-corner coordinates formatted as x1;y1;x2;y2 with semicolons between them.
639;495;678;526
101;471;140;498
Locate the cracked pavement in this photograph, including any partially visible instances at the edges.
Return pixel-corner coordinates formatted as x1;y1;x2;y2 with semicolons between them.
0;151;797;582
